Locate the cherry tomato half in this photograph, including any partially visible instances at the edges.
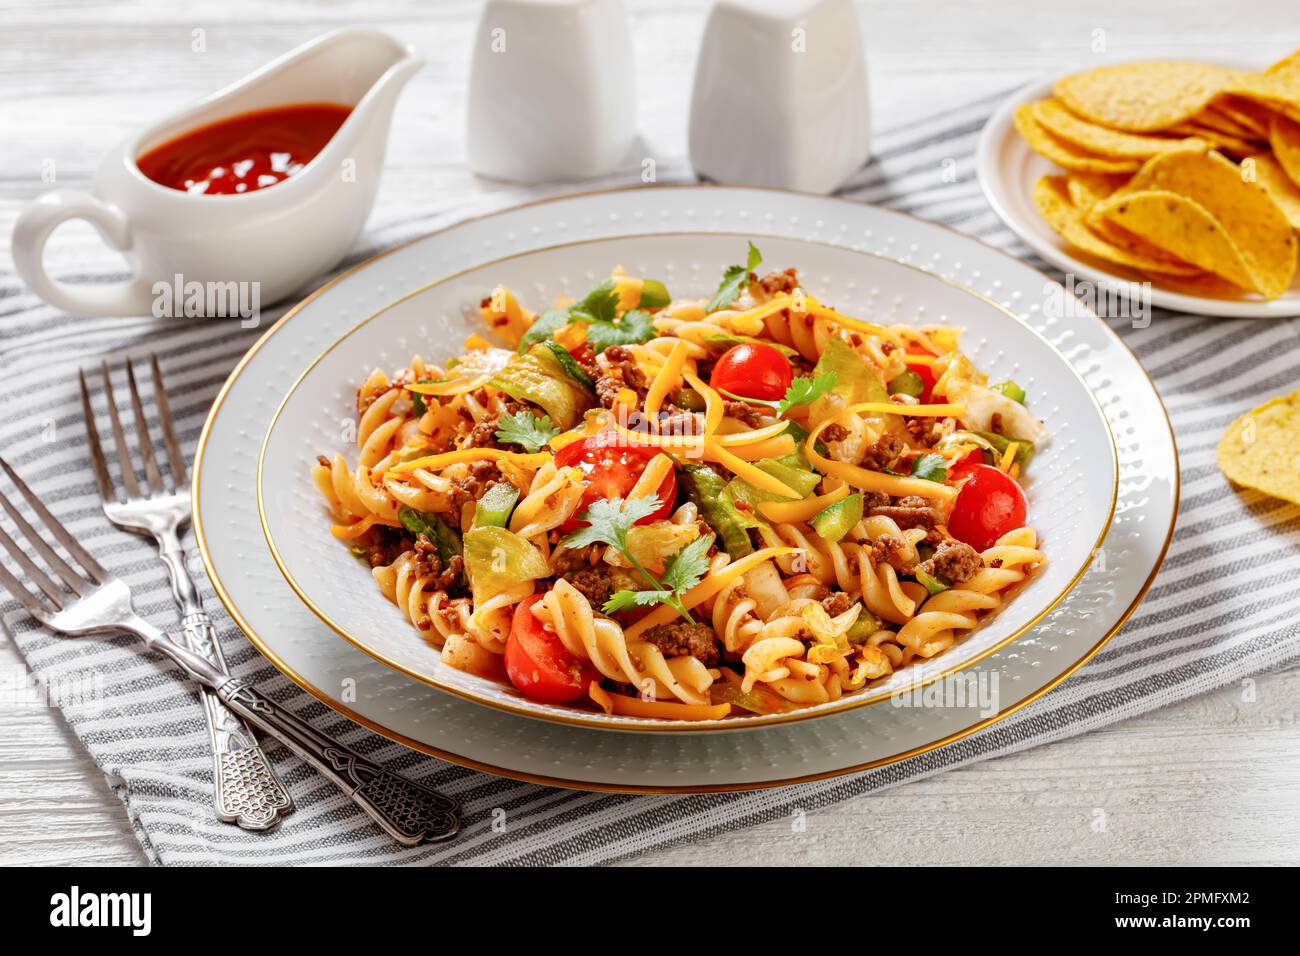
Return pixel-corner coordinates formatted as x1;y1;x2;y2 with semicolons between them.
948;448;985;481
568;342;596;370
709;343;793;403
554;429;676;531
904;344;938;404
947;464;1028;552
505;595;598;704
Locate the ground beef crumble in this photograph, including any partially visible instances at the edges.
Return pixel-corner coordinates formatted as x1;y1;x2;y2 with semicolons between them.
915;540;983;585
820;591;855;617
821;423;850;443
446;461;505;521
641;621;721;667
861;432;904;471
869;534;915;573
758;268;800;296
412;534;465;592
724;400;764;427
552;545;602;575
563;567;618;609
870;496;944;535
595;344;648;409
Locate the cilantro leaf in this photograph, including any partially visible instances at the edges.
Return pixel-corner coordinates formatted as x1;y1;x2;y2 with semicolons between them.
718;371;837;418
559;496;663;552
568;280;620;325
600;535;713;619
582;308;656;352
520;279;656;355
909;452;949;483
707;242;763;312
563;497;708;625
517;308;570;354
494;410;562;453
602;589;665;615
659;534;713;593
776;372;837;416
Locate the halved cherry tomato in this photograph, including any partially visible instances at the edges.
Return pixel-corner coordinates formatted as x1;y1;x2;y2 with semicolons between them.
554;429;676;531
505;595;598;704
709;343;793;403
568;342;596;369
904;344;938;404
947;464;1028;552
948;448;985;481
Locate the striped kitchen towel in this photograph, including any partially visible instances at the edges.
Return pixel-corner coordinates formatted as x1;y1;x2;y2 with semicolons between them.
2;89;1298;865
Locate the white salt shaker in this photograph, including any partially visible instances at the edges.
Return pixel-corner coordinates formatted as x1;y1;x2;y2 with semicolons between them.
688;0;872;193
466;0;638;183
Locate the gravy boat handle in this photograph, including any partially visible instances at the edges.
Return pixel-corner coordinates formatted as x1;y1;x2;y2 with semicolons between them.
12;189;156;316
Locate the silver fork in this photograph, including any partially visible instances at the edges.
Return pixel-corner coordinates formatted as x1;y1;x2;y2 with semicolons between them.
80;355;292;830
0;455;461;846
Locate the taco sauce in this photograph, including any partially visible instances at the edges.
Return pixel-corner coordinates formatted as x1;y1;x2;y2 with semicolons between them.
135;103;351;195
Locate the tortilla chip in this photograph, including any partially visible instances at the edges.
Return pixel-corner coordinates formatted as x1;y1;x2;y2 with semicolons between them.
1218;390;1300;505
1089;219;1203;274
1090;190;1263;292
1246;153;1300;230
1211;96;1273;138
1115;150;1297;297
1055;61;1243;131
1033;176;1200;276
1031;98;1202;159
1224;71;1300;124
1065;171;1129;211
1014;105;1143;173
1269;113;1300;187
1146;271;1243;299
1168;122;1261;156
1191;105;1259;139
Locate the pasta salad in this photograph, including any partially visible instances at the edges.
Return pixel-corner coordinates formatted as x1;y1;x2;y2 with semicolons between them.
313;244;1047;721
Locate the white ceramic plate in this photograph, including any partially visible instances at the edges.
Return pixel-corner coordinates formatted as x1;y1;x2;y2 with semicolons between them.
977;71;1300;318
257;233;1117;732
195;186;1177;790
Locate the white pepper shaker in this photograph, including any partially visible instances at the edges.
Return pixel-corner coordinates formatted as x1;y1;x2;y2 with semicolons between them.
467;0;638;183
688;0;872;193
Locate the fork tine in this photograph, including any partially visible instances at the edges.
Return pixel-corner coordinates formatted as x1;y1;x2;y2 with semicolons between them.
0;475;87;595
125;358;165;493
150;353;187;484
79;368;118;504
0;456;107;585
0;553;54;619
100;361;140;498
0;521;65;607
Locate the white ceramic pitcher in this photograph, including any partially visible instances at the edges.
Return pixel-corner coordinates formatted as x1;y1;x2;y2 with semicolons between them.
12;28;423;317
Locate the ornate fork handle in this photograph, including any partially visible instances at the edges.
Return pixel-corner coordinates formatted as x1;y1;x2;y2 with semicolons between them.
132;617;461;846
217;679;461;846
158;531;292;830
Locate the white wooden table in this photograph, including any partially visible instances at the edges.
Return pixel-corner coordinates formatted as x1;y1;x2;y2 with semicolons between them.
2;0;1298;866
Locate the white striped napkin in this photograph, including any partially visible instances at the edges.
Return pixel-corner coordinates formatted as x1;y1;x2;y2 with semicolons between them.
2;90;1298;865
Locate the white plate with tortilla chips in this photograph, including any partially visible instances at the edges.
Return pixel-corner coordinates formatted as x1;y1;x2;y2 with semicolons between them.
979;61;1300;318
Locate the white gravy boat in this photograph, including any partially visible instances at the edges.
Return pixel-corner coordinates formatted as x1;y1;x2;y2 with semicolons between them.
12;28;423;317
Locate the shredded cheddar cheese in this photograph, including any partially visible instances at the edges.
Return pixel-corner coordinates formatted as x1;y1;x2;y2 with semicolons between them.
387;448;551;475
644;339;690;417
757;483;850;523
805;419;956;502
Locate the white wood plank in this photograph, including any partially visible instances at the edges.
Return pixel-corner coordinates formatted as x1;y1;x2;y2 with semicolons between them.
1;0;1298;867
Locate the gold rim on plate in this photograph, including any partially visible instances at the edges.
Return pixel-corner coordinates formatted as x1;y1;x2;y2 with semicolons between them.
254;230;1119;733
194;183;1178;791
